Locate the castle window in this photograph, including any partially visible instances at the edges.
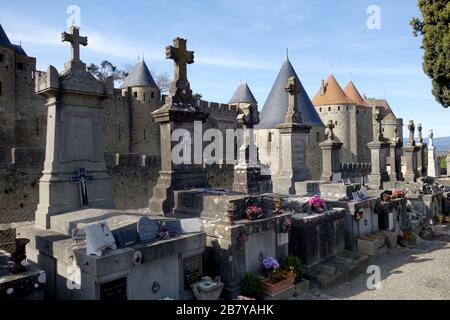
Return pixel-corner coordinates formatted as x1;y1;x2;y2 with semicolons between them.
0;81;2;95
268;132;273;143
143;93;146;101
328;107;331;111
151;92;155;99
17;62;24;70
319;107;322;112
357;110;360;114
316;131;320;142
346;106;349;111
144;130;146;141
133;92;138;98
0;54;3;62
338;106;341;111
335;121;338;126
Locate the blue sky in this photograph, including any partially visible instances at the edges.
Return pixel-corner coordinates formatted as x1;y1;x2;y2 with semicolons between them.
1;0;449;137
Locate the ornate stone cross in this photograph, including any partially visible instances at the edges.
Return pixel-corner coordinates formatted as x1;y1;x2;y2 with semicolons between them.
418;123;423;144
407;120;415;146
166;37;194;83
429;129;434;147
325;120;335;140
373;108;383;141
72;168;93;207
62;26;88;63
284;76;302;124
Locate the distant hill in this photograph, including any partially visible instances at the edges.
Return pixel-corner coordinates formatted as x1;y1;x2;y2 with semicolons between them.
403;136;450;152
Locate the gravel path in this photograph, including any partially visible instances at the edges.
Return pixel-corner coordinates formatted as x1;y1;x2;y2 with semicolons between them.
298;231;450;300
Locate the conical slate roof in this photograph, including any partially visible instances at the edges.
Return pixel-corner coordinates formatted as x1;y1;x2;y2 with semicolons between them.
0;24;12;47
344;81;370;107
258;58;324;129
312;74;356;106
228;82;257;104
120;59;157;89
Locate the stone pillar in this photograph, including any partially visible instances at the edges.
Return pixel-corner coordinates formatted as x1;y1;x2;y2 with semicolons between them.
320;120;343;181
273;76;311;194
232;103;266;194
427;129;440;178
368;109;390;189
149;37;208;215
402;120;420;182
35;27;114;229
416;123;427;177
387;134;402;181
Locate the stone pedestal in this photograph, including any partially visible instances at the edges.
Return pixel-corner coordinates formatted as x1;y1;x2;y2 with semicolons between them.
427;130;439;178
387;139;402;182
320;139;343;182
416;143;426;177
367;141;390;189
273;123;311;194
149;108;208;215
402;145;420;182
34;36;114;229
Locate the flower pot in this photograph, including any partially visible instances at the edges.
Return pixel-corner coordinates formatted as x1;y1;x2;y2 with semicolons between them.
191;277;224;300
262;275;295;296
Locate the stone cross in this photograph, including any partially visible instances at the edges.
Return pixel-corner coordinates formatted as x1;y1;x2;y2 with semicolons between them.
166;37;194;83
407;120;415;146
325;120;335;140
61;26;88;63
284;76;302;124
72;168;93;207
429;129;434;147
373;108;383;141
418;123;423;144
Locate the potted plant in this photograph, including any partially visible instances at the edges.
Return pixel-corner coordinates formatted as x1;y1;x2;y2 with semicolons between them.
191;276;224;300
246;205;263;220
240;273;265;300
308;195;327;214
282;255;304;283
261;257;295;296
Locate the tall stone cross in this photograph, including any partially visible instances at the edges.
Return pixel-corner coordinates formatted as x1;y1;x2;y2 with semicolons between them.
325;120;336;140
418;123;423;144
284;76;301;124
373;108;383;141
61;26;88;63
429;129;434;147
72;168;93;207
407;120;415;146
166;37;194;83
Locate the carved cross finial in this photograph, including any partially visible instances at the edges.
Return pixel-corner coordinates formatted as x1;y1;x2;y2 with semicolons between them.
61;26;88;63
166;37;194;83
418;123;423;143
325;120;335;140
284;76;301;124
408;120;415;146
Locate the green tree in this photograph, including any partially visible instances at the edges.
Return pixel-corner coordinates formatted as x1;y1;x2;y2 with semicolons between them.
410;0;450;108
87;60;126;84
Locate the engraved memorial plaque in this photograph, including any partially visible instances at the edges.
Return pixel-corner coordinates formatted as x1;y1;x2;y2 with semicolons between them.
183;255;202;290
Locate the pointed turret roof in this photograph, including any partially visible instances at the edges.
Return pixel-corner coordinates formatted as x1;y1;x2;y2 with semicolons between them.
120;59;157;89
258;57;324;128
228;82;257;104
312;74;356;106
344;81;371;107
0;24;12;47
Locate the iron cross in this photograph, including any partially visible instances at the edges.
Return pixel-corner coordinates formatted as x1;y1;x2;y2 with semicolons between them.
72;168;93;207
165;37;194;83
62;26;88;62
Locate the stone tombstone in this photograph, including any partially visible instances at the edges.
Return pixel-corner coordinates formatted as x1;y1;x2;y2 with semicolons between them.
320;120;343;181
367;109;390;189
137;217;160;243
71;228;86;246
114;225;138;249
34;26;114;229
180;218;201;233
359;208;373;235
402;120;420;182
149;37;208;216
427;129;440;178
85;221;117;257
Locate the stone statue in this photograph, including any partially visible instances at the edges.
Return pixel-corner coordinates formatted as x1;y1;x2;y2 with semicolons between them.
407;120;415;146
